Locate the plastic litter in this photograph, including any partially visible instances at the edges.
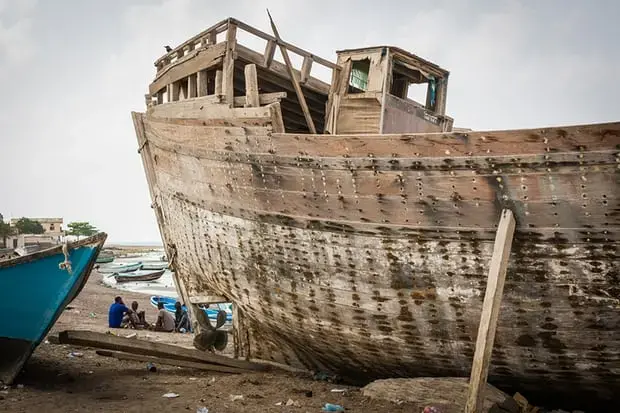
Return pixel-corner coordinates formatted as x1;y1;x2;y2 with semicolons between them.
331;388;347;393
196;408;209;413
162;392;179;398
68;352;83;358
146;362;157;372
229;394;244;401
322;403;345;412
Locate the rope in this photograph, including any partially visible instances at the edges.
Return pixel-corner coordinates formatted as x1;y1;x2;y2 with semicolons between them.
58;242;73;275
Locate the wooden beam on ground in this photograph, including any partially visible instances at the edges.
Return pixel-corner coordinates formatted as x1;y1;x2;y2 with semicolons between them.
266;10;316;134
222;22;237;105
465;209;516;413
58;330;268;371
95;350;246;374
244;64;260;107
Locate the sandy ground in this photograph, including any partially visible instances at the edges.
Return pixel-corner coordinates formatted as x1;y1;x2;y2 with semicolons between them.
1;271;421;413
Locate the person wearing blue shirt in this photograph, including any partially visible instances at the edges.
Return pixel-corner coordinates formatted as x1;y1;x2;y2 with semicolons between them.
108;296;129;328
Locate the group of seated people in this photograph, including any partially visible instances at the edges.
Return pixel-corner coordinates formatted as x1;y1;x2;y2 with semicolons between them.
108;296;191;333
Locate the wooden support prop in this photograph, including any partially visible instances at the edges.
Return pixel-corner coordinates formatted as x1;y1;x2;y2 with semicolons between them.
300;56;313;84
95;350;246;374
244;64;260;107
266;10;316;134
465;209;516;413
223;22;237;105
264;39;276;68
215;69;223;96
58;330;268;371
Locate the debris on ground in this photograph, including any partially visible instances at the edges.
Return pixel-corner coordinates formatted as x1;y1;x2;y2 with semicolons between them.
196;408;209;413
229;394;244;401
161;392;179;398
322;403;345;411
68;352;83;358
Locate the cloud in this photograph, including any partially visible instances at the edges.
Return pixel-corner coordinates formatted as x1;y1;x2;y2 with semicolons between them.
0;0;37;71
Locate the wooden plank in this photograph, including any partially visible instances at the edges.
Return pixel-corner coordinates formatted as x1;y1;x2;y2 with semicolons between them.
197;70;208;97
58;330;268;371
95;350;246;374
244;64;260;107
215;69;223;96
266;10;316;134
465;209;516;413
223;23;237;105
300;56;313;84
263;40;276;68
149;42;226;95
189;294;229;304
148;99;271;120
235;91;285;107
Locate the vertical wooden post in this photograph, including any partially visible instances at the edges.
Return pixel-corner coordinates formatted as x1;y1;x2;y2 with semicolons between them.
300;56;313;84
465;209;516;413
244;64;259;107
266;10;316;134
222;21;237;105
197;70;208;97
214;70;223;96
188;74;197;98
169;82;179;102
263;40;276;68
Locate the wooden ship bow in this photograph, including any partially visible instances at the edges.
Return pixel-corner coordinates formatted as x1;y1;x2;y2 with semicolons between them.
132;16;620;410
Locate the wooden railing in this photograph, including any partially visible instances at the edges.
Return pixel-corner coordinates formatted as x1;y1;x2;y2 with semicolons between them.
149;18;340;109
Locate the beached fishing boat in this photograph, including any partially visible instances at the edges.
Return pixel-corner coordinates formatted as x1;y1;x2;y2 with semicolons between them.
96;255;114;264
97;261;142;274
132;17;619;409
0;233;107;384
140;261;168;271
114;269;165;283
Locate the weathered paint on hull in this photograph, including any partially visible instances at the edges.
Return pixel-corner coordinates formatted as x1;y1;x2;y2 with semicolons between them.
133;110;620;409
0;233;107;384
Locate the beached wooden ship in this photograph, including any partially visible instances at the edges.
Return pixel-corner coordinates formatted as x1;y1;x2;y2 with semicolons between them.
132;17;619;409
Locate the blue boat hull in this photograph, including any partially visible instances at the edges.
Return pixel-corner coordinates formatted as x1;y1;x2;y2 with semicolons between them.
0;233;107;384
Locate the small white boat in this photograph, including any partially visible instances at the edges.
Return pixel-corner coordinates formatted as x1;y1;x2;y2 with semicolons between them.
97;261;142;274
141;261;168;271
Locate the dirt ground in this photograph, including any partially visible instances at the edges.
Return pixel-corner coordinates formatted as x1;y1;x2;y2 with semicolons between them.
1;271;422;413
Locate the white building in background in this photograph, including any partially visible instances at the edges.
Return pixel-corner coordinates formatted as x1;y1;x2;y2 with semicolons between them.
8;217;64;247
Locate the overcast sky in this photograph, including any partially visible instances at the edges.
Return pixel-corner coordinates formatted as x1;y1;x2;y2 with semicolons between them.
0;0;618;244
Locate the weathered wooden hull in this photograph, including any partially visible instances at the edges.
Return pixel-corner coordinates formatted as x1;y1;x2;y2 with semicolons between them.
132;108;619;409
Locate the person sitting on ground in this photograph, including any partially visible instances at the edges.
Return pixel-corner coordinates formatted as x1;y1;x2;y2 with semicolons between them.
154;302;176;332
174;301;191;333
122;301;148;329
108;296;129;328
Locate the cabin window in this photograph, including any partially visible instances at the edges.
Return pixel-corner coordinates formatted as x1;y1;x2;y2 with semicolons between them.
50;224;54;231
348;59;370;93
